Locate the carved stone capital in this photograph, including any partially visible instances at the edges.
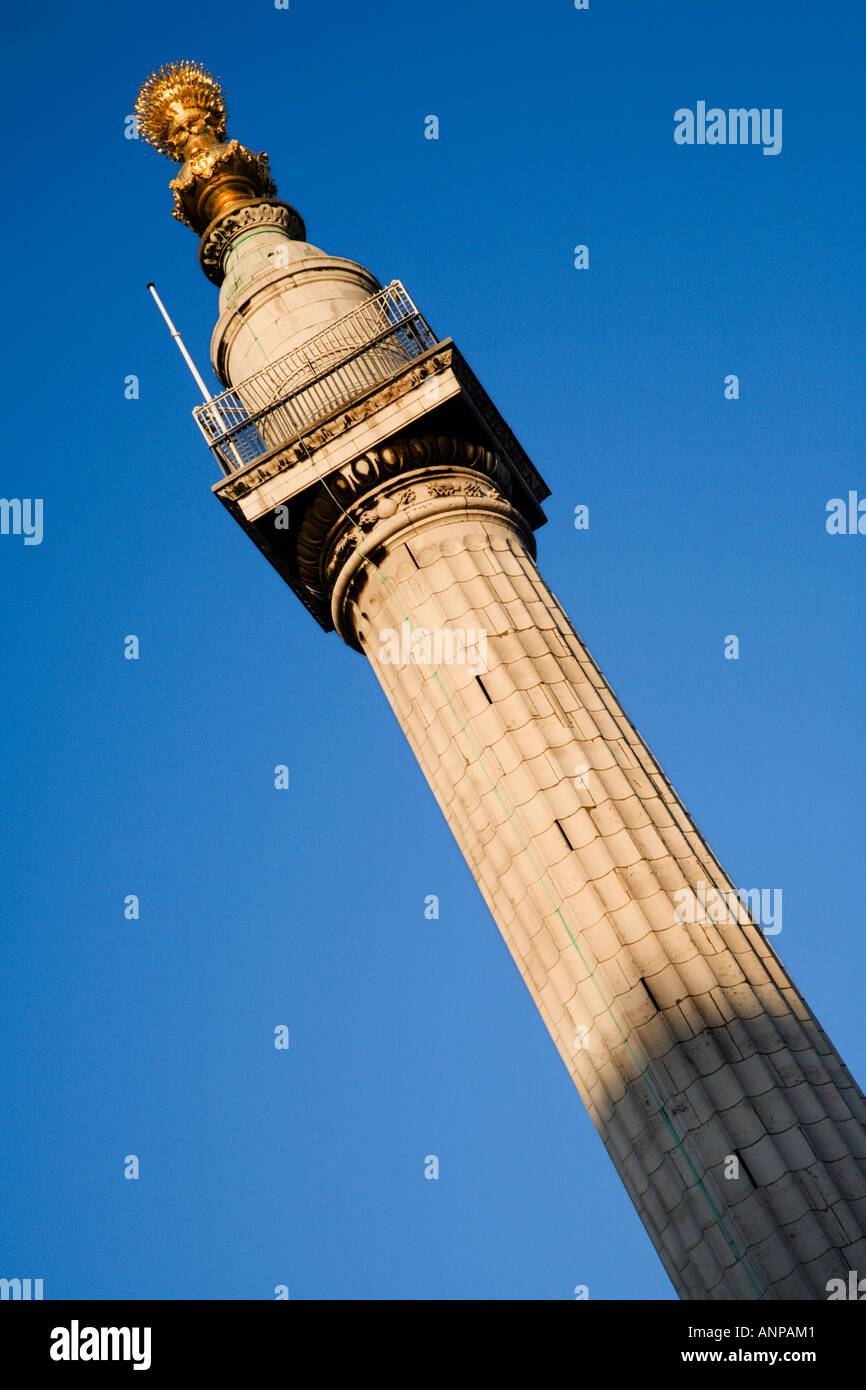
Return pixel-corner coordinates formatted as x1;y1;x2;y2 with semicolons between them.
199;199;307;284
292;434;532;644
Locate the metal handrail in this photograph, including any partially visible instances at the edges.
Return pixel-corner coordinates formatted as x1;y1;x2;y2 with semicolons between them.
193;281;438;474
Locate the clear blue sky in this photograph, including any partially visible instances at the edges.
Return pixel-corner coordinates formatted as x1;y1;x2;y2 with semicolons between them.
1;0;864;1300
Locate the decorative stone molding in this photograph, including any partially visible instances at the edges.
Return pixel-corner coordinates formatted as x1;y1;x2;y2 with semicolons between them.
327;470;514;610
295;435;513;605
330;479;533;649
216;353;454;504
199;199;307;284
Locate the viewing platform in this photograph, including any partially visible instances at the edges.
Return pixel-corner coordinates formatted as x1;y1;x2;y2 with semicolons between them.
193;282;438;475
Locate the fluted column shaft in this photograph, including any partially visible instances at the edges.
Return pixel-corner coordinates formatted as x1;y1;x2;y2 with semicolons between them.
328;463;866;1300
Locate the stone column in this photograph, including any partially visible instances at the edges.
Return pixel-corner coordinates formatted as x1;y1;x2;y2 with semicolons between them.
135;61;866;1302
304;433;866;1301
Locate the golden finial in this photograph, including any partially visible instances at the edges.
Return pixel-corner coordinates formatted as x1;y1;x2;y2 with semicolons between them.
136;61;283;237
136;61;227;162
135;60;305;277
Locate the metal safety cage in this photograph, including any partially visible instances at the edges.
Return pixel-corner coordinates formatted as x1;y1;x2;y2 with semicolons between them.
193;281;438;475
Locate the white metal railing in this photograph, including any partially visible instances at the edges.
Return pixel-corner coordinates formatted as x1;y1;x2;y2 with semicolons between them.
194;281;438;474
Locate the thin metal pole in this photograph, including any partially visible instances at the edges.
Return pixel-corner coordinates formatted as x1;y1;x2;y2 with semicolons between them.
147;282;213;402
